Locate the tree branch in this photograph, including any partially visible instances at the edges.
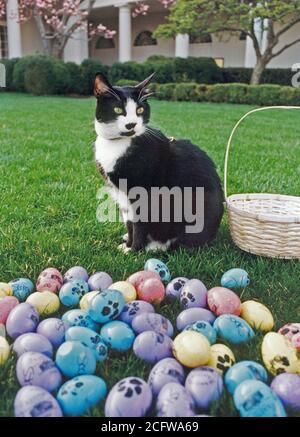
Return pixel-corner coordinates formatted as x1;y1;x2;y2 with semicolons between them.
276;16;300;38
272;38;300;58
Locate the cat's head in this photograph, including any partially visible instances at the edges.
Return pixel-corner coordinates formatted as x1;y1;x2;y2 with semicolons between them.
94;73;154;140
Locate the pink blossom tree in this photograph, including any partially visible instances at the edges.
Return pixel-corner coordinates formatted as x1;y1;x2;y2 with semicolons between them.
132;0;174;18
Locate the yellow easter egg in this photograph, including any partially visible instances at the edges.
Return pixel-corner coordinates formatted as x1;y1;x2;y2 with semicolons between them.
262;332;300;376
172;331;211;368
241;300;274;332
0;282;13;296
207;343;236;375
109;281;137;303
0;337;10;365
79;290;100;310
26;291;60;316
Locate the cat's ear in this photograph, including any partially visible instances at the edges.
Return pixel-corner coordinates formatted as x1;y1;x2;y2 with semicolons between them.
94;73;113;97
135;72;155;91
135;72;155;101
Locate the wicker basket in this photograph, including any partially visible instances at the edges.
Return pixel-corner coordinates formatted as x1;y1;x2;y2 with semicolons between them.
224;106;300;259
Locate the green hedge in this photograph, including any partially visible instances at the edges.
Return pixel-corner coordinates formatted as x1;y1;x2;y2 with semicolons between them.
223;68;293;87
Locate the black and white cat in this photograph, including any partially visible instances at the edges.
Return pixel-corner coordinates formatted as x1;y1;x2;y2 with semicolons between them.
94;73;224;252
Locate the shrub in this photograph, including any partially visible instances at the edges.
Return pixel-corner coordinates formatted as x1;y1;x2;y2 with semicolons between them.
155;83;175;100
223;67;294;86
24;56;57;95
108;61;146;84
116;79;139;86
64;62;82;94
173;57;223;84
174;82;198;101
80;59;108;95
12;56;35;91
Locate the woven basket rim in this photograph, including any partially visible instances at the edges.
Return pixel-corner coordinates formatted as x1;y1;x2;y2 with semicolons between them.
226;192;300;223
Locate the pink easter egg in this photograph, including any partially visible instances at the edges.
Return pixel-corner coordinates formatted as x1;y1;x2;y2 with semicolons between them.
127;271;161;289
137;278;165;304
292;333;300;352
207;287;241;316
279;323;300;351
0;296;19;324
36;268;63;293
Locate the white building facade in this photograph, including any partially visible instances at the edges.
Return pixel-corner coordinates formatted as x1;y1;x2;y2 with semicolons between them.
1;0;300;69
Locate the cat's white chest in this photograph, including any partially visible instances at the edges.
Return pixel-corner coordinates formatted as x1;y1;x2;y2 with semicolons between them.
95;136;131;174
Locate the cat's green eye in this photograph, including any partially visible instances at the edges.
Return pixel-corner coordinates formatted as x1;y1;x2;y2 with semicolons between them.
137;107;144;115
114;107;123;115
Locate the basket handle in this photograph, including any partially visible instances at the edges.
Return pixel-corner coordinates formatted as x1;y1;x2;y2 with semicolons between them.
224;106;300;199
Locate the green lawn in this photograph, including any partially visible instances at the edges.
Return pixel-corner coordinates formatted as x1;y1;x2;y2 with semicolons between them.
1;92;300;417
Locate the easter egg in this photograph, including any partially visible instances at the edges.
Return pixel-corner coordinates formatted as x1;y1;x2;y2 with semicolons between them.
144;258;171;282
119;300;155;325
127;270;161;289
261;332;300;375
207;287;241;316
108;281;136;303
241;300;274;332
207;343;236;375
279;323;300;352
0;323;5;337
0;336;10;365
213;314;255;344
0;282;13;296
6;303;39;340
88;272;113;291
137;278;165;304
271;373;300;411
233;380;286;417
221;268;250;289
172;331;211;368
56;340;96;378
26;291;60;316
37;318;69;349
36;268;63;293
100;321;135;352
185;366;223;409
62;309;98;331
79;290;99;311
0;296;19;324
64;266;89;283
132;313;173;337
225;361;268;395
105;377;152;417
16;351;62;392
88;290;125;324
156;382;195;417
180;279;207;309
133;331;173;363
59;279;89;307
57;375;107;416
65;326;108;361
184;321;217;345
176;308;216;331
166;277;189;300
13;333;53;358
148;358;185;397
9;278;34;302
14;386;63;417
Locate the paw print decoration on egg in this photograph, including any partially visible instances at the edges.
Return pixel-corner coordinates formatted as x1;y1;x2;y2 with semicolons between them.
166;277;189;300
180;279;207;309
88;289;125;324
144;258;171;282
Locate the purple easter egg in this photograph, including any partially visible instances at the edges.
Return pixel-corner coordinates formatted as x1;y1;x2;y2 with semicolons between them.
6;303;39;339
180;279;207;309
16;351;62;392
37;318;69;349
148;358;185;396
271;373;300;411
13;333;53;358
64;266;89;283
105;377;152;417
88;272;113;291
157;382;195;417
166;277;189;300
185;366;223;410
176;308;216;331
0;296;19;324
133;331;173;363
14;386;63;417
119;300;155;325
132;313;174;337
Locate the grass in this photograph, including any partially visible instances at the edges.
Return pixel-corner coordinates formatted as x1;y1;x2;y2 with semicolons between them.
0;92;300;417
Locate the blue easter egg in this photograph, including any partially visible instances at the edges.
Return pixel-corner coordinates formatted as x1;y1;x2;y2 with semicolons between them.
57;375;107;416
184;321;217;345
144;258;171;282
221;268;250;289
225;361;268;395
213;315;255;344
88;289;125;324
9;278;34;302
59;280;89;307
233;380;286;417
100;321;135;352
56;340;96;378
65;326;108;362
62;309;98;331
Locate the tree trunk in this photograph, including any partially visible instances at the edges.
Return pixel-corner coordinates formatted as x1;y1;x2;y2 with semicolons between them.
250;56;269;85
50;42;64;60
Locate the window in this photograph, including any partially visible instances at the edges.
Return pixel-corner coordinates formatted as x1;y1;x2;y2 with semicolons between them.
240;32;247;41
134;31;157;47
190;34;212;44
0;25;8;58
95;36;115;49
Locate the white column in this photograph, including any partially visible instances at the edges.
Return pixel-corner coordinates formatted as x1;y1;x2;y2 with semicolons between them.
244;17;264;67
64;19;89;64
118;3;132;62
175;34;189;58
6;0;22;58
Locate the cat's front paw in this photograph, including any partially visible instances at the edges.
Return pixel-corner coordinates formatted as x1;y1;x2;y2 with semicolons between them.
117;243;132;254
